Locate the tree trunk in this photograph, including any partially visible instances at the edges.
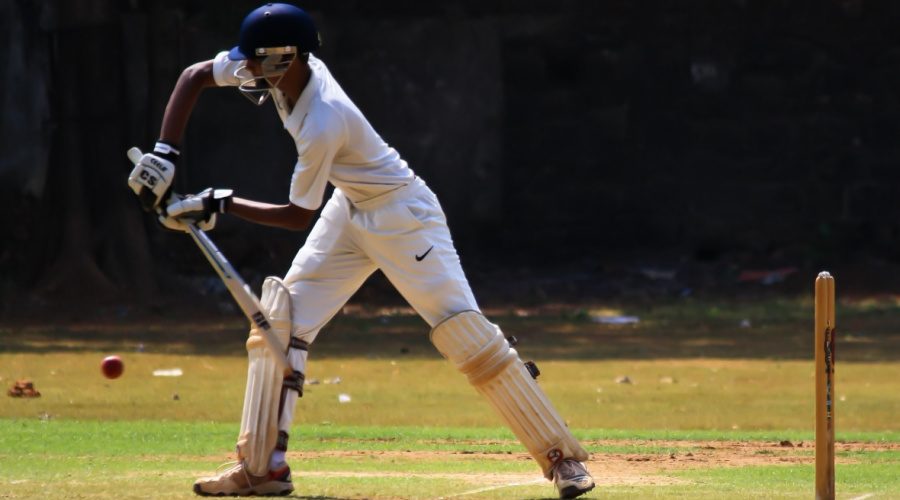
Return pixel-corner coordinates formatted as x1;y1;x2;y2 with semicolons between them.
35;0;157;302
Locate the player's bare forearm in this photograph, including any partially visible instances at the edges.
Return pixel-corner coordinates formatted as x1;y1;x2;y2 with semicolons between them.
159;60;217;145
228;198;315;231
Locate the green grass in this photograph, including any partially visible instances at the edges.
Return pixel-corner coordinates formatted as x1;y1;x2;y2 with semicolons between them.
2;421;899;499
3;353;900;432
4;420;899;457
670;463;899;498
2;295;900;498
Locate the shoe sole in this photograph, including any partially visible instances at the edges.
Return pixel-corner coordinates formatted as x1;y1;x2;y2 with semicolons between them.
559;483;595;499
193;483;293;497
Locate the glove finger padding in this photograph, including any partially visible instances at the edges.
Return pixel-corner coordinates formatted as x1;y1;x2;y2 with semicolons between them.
158;213;216;232
166;187;233;220
156;191;216;232
166;188;211;220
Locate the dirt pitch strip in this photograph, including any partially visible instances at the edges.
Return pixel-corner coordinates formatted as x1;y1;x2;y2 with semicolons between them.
201;439;890;491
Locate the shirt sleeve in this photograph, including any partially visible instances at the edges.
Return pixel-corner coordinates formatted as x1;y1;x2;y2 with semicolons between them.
212;51;244;87
289;115;345;210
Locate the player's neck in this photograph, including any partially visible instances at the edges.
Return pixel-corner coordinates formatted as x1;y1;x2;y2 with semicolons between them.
278;62;311;112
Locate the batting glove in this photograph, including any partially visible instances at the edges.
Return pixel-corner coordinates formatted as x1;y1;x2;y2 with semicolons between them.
165;187;233;224
157;213;216;232
127;142;179;211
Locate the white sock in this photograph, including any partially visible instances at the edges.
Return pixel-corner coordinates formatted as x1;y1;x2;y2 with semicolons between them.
270;450;286;468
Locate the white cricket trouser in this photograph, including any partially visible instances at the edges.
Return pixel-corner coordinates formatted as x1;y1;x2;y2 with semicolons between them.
272;178;479;457
283;176;480;338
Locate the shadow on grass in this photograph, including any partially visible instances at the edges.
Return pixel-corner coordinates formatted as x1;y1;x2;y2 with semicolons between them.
3;299;900;362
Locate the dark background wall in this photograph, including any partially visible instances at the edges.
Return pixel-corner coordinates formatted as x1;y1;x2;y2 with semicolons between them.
2;0;900;313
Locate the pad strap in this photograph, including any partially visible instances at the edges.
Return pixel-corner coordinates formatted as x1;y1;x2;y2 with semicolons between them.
282;370;305;397
289;337;309;352
274;337;309;453
278;369;305;439
275;430;289;452
282;338;308;398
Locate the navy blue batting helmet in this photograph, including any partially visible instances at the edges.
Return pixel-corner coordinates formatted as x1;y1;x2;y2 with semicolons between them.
228;3;320;60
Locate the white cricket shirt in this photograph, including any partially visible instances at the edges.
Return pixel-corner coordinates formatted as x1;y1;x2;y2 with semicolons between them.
212;52;415;210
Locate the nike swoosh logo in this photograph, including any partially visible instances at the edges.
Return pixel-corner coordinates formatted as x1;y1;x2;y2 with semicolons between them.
415;246;434;262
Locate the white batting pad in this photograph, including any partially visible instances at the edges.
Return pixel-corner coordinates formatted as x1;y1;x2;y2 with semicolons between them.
430;310;589;478
237;277;293;476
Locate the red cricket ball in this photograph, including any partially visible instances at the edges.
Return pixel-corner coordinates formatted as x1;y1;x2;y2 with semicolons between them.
101;355;124;379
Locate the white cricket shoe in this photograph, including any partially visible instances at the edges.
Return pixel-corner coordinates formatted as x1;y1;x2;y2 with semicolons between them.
552;459;595;499
193;460;293;497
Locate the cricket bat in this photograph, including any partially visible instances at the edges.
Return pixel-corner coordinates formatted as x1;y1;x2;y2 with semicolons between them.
127;147;292;376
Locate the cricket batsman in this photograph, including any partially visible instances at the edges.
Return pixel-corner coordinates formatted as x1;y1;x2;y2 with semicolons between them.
126;3;595;498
